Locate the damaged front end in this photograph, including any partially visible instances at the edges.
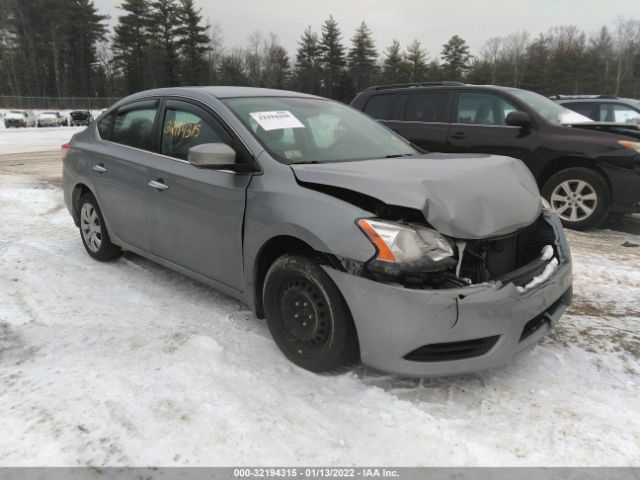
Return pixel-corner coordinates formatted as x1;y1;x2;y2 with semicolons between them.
339;207;567;294
325;208;572;376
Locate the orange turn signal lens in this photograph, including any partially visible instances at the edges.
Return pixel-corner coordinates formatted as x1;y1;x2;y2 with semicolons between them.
357;219;396;262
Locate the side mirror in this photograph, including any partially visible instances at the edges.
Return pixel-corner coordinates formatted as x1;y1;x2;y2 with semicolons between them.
506;111;532;128
188;143;237;169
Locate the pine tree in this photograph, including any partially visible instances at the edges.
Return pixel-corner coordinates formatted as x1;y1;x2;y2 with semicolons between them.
113;0;152;93
262;35;290;89
381;39;407;84
319;15;345;99
218;48;248;85
176;0;209;85
293;26;321;94
404;39;428;82
148;0;181;86
521;34;550;94
441;35;471;80
347;21;378;92
66;0;109;96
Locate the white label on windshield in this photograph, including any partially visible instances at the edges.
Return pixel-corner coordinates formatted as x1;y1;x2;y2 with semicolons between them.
249;111;305;131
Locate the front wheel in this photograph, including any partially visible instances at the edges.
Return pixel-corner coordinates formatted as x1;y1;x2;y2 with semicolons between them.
78;193;122;261
263;254;359;373
541;167;610;230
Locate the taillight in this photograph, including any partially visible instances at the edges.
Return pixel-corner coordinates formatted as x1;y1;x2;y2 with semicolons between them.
61;143;70;162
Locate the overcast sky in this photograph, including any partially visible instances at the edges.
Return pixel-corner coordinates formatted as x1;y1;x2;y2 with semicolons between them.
94;0;638;56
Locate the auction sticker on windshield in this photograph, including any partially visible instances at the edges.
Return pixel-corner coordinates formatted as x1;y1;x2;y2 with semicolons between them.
250;111;305;131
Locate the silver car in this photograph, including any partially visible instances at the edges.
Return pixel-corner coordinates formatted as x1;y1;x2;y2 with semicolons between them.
62;87;573;376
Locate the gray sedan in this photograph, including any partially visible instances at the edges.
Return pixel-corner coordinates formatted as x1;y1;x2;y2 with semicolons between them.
62;87;572;376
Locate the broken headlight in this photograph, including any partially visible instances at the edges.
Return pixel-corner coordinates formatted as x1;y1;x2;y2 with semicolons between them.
357;218;456;276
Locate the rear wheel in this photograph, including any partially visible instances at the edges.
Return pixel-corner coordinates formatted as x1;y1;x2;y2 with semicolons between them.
542;167;610;230
263;254;359;373
78;193;122;261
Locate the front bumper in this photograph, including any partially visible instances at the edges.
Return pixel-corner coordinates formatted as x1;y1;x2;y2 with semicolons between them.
324;211;573;377
5;120;25;127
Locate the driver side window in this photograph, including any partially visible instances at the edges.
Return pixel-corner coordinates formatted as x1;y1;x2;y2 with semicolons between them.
161;107;227;161
456;93;519;126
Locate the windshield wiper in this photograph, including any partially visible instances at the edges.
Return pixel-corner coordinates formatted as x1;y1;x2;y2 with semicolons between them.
385;153;415;158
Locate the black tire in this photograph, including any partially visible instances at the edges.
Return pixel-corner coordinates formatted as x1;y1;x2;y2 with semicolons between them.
77;193;122;261
541;167;610;230
263;254;359;373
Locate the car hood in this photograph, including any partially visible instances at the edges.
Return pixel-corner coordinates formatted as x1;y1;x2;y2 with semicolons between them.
291;153;541;239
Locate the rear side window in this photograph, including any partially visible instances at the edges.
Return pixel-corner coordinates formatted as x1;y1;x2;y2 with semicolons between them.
405;92;449;122
97;111;116;140
363;95;397;120
564;102;597;120
456;92;519;126
111;104;158;151
161;107;229;160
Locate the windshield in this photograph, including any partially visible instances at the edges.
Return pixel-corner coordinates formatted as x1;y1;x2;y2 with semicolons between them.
224;97;418;163
511;90;593;125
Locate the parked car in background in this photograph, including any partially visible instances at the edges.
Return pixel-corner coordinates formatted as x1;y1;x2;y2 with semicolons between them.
62;86;572;376
70;110;94;126
351;82;640;230
57;111;70;126
37;111;61;127
553;95;640;124
4;110;36;128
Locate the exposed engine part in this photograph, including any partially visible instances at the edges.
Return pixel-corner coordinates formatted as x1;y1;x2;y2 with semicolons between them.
455;240;466;278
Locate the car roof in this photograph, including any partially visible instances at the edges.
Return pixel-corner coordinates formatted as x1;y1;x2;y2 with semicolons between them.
123;86;321;101
361;83;521;95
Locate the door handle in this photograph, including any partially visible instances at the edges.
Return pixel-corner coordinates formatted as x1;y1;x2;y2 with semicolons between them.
449;132;466;140
92;164;106;173
148;179;169;191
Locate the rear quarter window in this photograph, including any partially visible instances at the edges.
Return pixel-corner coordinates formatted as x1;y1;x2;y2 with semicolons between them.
97;111;116;140
363;95;397;120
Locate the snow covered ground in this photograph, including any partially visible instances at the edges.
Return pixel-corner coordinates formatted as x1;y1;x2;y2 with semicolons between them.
0;125;83;154
0;133;639;466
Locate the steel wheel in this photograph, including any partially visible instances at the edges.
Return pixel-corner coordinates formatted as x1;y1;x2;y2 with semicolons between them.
279;274;332;356
80;202;102;253
550;179;598;222
263;254;359;372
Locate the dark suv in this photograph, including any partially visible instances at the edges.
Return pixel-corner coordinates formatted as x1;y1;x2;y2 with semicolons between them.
351;82;640;229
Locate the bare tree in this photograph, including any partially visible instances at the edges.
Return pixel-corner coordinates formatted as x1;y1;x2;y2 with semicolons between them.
501;31;529;87
613;17;640;95
480;37;502;84
206;22;224;84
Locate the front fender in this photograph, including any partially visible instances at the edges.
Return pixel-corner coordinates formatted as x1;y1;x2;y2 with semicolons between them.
242;163;376;310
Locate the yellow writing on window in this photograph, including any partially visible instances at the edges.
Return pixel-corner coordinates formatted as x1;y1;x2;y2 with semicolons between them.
164;120;202;139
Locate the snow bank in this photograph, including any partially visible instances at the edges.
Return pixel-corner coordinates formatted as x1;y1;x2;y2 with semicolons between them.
0;173;638;466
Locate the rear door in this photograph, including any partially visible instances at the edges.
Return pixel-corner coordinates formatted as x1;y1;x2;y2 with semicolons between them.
362;91;451;151
447;91;539;166
91;99;160;251
145;99;252;291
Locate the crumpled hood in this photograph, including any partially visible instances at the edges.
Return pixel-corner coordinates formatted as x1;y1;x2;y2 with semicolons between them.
291;153;541;239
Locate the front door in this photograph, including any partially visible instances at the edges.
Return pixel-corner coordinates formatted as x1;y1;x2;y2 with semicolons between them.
446;91;538;168
145;99;252;291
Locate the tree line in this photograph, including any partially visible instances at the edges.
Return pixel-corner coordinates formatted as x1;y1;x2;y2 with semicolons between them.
1;0;639;108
